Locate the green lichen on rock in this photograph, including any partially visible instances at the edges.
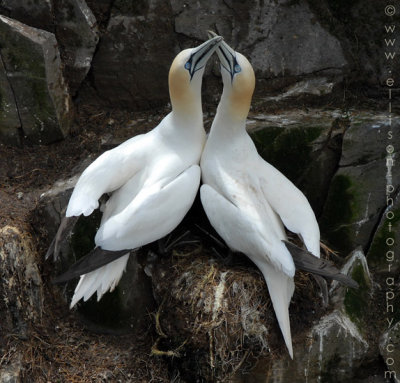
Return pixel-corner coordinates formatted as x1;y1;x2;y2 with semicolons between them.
0;15;72;144
320;174;358;253
343;262;371;328
251;126;323;183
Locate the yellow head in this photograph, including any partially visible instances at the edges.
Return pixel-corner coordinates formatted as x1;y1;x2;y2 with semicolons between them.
209;32;255;121
168;36;222;115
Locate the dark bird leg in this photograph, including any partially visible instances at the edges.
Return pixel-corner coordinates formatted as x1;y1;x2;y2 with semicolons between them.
45;216;80;261
312;274;329;307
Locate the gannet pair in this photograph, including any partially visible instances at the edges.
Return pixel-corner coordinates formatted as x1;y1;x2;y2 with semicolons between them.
48;35;223;307
49;33;356;358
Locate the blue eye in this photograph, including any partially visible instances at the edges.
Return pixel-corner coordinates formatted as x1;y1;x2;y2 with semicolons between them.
185;62;191;70
234;64;241;73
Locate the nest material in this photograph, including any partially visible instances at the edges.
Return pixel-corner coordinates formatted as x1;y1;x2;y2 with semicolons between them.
152;239;326;381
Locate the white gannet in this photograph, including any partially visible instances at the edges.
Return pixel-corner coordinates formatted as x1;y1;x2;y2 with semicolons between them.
47;35;223;308
200;34;357;358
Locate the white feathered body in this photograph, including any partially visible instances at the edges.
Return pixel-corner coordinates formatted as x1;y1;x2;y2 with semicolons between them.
67;112;205;307
200;110;320;358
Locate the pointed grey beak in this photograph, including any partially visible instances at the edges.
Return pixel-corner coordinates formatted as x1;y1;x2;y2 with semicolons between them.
207;30;238;80
187;35;223;79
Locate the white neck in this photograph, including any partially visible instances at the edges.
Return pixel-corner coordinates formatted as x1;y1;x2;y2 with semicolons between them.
209;90;248;141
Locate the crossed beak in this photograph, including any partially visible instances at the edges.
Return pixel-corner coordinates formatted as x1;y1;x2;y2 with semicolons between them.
187;35;223;79
207;30;238;80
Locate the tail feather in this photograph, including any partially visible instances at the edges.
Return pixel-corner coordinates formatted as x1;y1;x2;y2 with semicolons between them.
70;253;130;308
283;241;358;289
283;240;359;289
53;247;130;284
256;261;294;359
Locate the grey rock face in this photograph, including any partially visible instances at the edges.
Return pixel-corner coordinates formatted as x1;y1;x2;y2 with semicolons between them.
309;1;400;88
0;15;73;144
0;0;99;97
173;0;347;78
246;0;347;78
53;0;99;95
0;0;54;31
320;115;400;254
0;56;21;146
237;313;370;382
91;0;178;109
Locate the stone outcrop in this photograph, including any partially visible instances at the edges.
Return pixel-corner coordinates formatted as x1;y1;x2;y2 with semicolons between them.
172;0;348;78
0;0;393;126
53;0;99;95
0;15;73;145
91;0;178;109
0;0;100;96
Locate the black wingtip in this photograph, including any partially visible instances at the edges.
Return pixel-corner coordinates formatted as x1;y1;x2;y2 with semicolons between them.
283;240;359;289
52;247;131;285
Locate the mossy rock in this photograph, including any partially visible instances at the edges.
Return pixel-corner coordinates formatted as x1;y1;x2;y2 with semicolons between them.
343;259;372;329
250;125;323;184
319;173;357;253
320;160;391;255
0;15;72;144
